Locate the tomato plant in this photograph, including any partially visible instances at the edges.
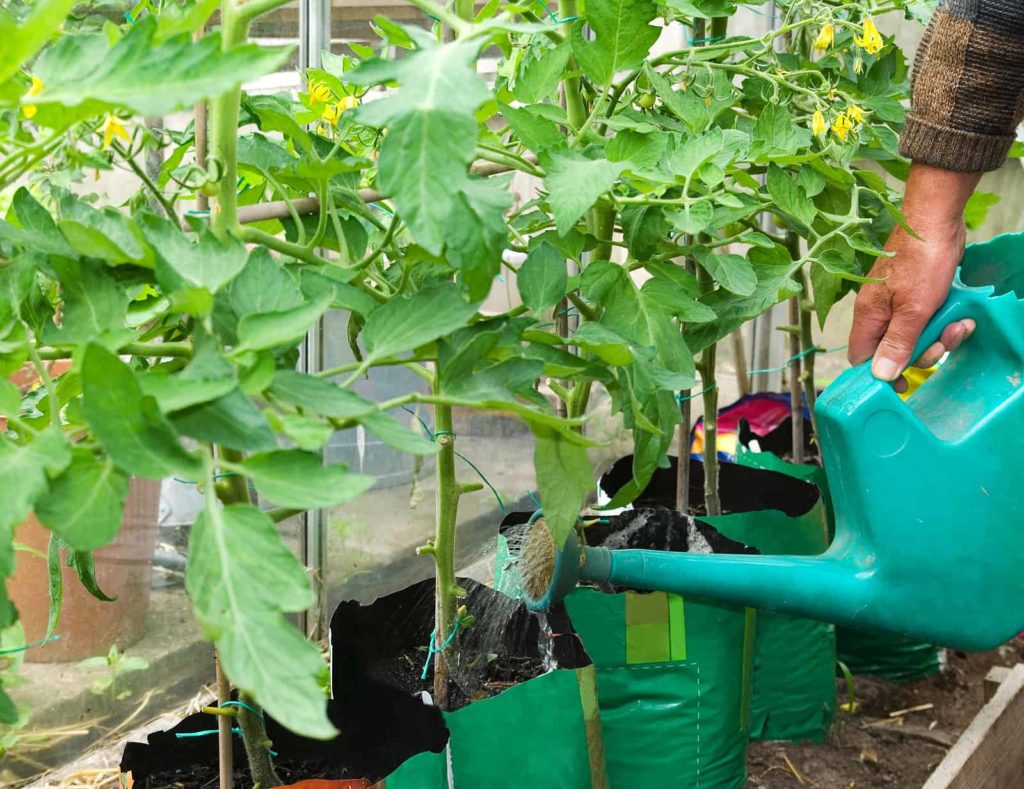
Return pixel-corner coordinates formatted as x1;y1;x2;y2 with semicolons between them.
0;0;925;777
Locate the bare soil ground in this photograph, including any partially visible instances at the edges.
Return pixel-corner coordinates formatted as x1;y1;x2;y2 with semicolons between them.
747;639;1024;788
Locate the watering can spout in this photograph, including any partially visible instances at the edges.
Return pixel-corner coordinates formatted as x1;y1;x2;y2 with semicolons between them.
580;545;878;629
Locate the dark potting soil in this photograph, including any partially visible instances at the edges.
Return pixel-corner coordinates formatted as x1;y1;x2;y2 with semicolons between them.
331;577;591;711
125;578;591;786
599;453;821;518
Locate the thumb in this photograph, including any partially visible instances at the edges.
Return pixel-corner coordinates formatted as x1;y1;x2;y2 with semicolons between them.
871;305;931;381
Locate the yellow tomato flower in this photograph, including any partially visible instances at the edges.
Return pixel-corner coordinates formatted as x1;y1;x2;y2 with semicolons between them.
320;95;358;127
832;111;855;141
853;56;865;75
855;18;884;55
847;105;864;124
811;109;827;137
23;76;44;119
101;115;131;150
813;23;835;52
827;88;838;102
307;79;332;104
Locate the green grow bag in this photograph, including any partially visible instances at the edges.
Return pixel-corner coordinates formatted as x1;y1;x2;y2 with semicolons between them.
704;449;837;743
338;578;607;789
835;627;942;682
565;587;754;789
382;665;606;789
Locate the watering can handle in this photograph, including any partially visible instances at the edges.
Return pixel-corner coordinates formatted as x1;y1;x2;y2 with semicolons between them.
907;272;981;366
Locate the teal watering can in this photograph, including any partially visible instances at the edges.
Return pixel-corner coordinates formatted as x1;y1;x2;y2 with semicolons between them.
528;234;1024;651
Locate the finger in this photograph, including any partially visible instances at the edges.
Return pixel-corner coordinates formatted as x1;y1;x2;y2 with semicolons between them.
848;292;891;365
912;341;946;369
939;319;975;353
894;375;909;394
871;306;932;381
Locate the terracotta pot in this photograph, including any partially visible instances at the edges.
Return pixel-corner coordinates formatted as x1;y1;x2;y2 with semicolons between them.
8;478;162;662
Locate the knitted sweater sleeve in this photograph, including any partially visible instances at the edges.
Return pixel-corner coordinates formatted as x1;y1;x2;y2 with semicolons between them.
901;0;1024;172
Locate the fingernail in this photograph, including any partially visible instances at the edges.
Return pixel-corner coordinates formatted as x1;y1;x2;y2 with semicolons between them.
962;319;976;338
872;356;901;381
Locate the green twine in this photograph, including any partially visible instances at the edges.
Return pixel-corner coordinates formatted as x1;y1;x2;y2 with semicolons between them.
746;343;848;377
402;406;507;514
688;34;726;45
0;634;60;655
533;0;579;23
675;345;848;402
676;383;717;404
175;727;278;756
421;612;463;680
172;471;239;485
219;700;263;717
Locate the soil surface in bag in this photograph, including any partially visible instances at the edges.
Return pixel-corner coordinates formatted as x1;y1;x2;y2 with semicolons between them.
123;579;591;787
599;453;821;518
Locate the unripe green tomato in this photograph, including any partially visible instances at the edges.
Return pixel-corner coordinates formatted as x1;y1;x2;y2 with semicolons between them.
199;180;220;198
637;92;656;109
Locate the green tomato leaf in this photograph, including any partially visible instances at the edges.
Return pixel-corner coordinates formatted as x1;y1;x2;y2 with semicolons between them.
35;450;130;552
359;411;439;456
766;164;817;227
0;427;70;574
82;344;202;480
241;450;373;509
569;322;633;366
964;191;1001;231
817;250;879;284
446;176;512;301
227;248;304;318
269;370;375;420
532;424;593;547
235;291;334;353
749;104;810;161
571;0;660;85
41;259;131;349
671;127;724;184
172;389;277;452
666;202;714;236
514;38;572;103
58;196;152;267
352;35;489;255
0;379;20;416
185;502;335;739
139;213;248;293
66;548;117;602
518;242;568;313
28;18;292;123
694;248;757;296
0;0;76;85
501;103;565;153
541;150;625;236
361;283;478;363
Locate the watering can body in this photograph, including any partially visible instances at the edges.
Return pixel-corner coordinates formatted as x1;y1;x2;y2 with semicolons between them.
586;234;1024;650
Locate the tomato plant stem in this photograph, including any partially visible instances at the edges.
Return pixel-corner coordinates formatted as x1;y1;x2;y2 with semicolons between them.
213;449;282;787
431;401;461;709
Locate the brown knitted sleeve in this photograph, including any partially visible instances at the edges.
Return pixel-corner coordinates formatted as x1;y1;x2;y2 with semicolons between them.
901;0;1024;172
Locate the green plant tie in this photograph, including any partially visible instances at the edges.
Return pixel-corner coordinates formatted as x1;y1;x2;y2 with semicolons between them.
745;343;849;377
220;700;263;717
401;406;507;514
676;383;718;404
174;727;278;755
421;612;463;680
0;634;60;655
534;0;579;23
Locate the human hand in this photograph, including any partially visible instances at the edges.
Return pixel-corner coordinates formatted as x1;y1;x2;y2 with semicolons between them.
847;164;980;390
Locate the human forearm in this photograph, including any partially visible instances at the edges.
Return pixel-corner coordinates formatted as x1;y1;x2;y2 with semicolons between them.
900;163;981;231
901;0;1024;173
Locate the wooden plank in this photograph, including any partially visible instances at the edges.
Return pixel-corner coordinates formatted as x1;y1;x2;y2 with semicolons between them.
925;663;1024;789
984;665;1012;702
